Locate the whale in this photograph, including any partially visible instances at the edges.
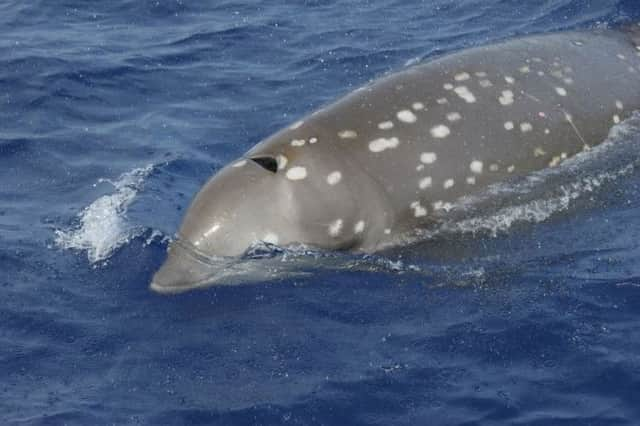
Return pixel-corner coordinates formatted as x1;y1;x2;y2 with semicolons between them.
151;25;640;293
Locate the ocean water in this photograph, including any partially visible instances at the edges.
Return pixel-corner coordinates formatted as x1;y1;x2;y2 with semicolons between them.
3;0;640;424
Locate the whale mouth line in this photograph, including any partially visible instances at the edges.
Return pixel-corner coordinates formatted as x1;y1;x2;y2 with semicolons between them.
149;274;215;294
149;237;231;294
171;235;223;265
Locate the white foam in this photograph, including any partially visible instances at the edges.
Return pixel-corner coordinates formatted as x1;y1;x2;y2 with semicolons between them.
409;112;640;242
404;57;421;67
55;165;153;263
440;166;633;237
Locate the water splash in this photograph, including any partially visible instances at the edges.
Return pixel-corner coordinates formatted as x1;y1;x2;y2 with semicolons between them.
432;164;635;238
414;114;640;241
55;165;154;264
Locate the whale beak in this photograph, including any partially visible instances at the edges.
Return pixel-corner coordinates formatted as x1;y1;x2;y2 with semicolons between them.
150;241;217;294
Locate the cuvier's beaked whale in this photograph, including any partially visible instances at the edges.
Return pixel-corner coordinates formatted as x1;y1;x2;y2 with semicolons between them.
151;25;640;293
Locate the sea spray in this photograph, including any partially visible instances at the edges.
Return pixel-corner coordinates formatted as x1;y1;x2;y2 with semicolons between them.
55;165;154;263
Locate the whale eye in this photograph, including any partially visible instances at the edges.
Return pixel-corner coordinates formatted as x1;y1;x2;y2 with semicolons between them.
250;156;278;173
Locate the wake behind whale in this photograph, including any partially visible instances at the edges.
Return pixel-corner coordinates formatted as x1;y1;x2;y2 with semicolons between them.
146;25;640;293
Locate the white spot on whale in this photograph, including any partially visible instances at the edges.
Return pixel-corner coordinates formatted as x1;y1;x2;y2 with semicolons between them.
444;83;454;90
430;125;450;138
455;72;471;81
420;152;437;164
507;165;515;173
414;206;427;217
262;233;279;245
519;66;531;74
232;160;247;168
447;112;462;122
555;87;567;97
397;110;417;123
499;90;514;106
520;122;533;133
534;147;546;157
613;115;621;124
328;219;343;237
489;164;499;172
410;201;427;218
549;156;561;167
290;120;304;130
338;130;358;139
616;100;624;110
369;137;400;152
354;220;365;234
551;70;564;79
291;139;306;147
475;71;488;78
378;121;394;130
466;176;476;185
286;166;307;181
277;154;288;170
309;137;318;144
443;179;455;189
505;76;515;84
479;79;493;88
412;102;425;110
504;121;514;130
327;171;342;185
437;98;448;105
433;201;453;212
470;160;483;174
454;86;477;103
419;176;433;189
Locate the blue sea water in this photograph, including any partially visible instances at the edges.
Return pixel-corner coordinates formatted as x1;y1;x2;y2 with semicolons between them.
3;0;640;424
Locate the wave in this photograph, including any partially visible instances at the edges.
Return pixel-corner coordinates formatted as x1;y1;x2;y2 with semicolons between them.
54;165;158;264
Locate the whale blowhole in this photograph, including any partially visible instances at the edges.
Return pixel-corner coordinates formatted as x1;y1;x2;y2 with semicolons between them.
250;156;278;173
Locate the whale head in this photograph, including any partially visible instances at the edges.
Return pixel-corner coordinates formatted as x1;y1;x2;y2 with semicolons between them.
150;135;392;293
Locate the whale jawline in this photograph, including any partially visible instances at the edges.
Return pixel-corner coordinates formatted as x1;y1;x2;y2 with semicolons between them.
149;239;223;294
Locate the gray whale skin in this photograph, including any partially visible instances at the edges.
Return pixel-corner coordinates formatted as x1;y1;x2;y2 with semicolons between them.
151;24;640;293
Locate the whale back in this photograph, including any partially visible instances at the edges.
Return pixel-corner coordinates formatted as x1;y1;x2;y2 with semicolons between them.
247;29;640;230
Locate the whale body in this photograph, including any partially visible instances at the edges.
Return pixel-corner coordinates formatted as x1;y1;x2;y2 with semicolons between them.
151;25;640;293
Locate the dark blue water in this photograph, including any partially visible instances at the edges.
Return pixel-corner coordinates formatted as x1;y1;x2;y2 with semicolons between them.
3;1;640;424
